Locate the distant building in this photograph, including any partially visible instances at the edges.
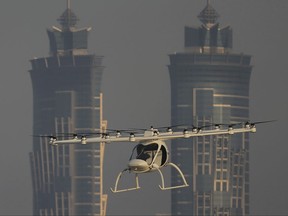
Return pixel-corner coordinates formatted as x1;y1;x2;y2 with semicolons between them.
168;2;252;216
29;4;107;216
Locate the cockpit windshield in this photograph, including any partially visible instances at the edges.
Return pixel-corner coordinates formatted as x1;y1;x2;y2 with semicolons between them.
130;143;160;165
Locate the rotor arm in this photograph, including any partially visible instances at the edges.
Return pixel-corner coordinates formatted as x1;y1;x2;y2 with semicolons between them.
50;125;257;145
51;135;135;145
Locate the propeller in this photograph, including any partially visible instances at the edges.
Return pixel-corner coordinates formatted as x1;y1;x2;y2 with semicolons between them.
155;124;187;132
58;133;79;139
187;125;208;133
32;134;57;140
127;124;186;134
208;120;276;130
65;132;111;139
32;134;58;145
244;120;276;128
106;129;138;139
129;132;136;142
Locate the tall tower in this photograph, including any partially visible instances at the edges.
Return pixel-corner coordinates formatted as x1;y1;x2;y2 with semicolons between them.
29;2;107;215
169;2;252;216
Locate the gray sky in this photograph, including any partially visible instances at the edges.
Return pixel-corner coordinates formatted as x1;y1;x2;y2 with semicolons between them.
0;0;287;215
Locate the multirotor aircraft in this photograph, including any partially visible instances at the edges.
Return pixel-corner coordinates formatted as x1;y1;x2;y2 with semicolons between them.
46;121;271;193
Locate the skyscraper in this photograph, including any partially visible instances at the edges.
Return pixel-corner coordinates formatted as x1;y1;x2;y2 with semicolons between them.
168;2;252;216
29;3;107;216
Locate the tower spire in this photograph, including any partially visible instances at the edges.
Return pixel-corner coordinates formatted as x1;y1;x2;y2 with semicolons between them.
67;0;70;10
57;0;79;29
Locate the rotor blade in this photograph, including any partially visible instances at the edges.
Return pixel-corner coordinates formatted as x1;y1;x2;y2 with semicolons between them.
156;124;187;129
106;128;139;133
32;135;54;138
249;120;277;125
126;128;149;133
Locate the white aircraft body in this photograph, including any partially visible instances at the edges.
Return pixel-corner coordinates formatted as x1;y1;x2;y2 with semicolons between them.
45;121;265;193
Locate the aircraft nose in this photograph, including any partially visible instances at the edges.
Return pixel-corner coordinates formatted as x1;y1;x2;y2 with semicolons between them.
128;159;149;173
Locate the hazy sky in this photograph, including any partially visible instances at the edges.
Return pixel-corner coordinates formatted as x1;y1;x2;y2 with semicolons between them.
0;1;288;215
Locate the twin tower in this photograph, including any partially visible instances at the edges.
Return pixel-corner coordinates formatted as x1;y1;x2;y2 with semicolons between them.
29;2;252;216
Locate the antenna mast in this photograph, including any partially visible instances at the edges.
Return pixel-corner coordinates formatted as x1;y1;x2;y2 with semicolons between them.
67;0;71;10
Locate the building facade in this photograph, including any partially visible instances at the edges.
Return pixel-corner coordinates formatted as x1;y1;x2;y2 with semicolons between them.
29;5;107;216
169;2;252;216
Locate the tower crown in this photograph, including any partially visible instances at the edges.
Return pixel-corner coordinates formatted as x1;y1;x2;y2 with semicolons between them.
197;1;219;27
47;0;91;56
185;1;232;54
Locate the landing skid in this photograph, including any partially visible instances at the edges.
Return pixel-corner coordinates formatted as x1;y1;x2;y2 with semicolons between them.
110;169;140;193
157;162;189;190
110;162;189;193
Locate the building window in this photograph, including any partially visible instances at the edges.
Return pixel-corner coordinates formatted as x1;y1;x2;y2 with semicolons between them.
223;182;227;191
216;182;221;191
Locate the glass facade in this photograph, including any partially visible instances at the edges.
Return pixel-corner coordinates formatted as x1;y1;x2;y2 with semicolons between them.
169;2;252;216
29;6;107;216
